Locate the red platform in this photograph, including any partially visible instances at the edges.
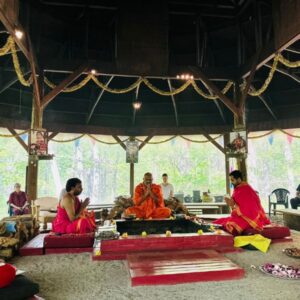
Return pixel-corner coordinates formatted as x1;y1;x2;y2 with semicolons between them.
19;233;47;256
92;232;234;261
127;249;245;286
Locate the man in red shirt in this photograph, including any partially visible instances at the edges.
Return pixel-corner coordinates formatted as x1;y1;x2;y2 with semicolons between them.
8;183;29;216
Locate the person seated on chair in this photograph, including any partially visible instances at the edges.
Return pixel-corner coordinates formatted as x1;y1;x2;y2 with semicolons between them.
160;173;174;200
52;178;96;234
8;183;29;216
290;185;300;209
125;172;171;219
213;170;270;236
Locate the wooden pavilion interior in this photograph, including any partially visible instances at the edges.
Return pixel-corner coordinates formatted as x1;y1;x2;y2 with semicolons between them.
0;0;300;200
0;1;300;298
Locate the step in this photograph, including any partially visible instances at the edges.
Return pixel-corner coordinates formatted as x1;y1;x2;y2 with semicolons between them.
19;233;47;256
127;249;245;286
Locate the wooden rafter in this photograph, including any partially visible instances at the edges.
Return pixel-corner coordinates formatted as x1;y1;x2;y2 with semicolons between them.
242;33;300;78
139;136;153;151
203;133;225;154
194;69;239;115
7;127;28;152
0;7;30;61
41;64;88;109
167;80;179;127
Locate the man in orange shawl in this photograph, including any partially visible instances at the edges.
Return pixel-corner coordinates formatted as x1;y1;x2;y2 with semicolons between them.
125;172;171;219
213;170;270;236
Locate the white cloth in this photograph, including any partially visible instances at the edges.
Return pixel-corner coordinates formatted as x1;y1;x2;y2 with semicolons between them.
160;183;174;200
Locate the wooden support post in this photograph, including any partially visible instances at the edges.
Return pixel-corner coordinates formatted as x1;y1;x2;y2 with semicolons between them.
224;133;230;195
130;162;134;197
26;155;38;202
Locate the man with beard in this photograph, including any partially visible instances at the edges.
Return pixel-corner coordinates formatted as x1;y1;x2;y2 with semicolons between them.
125;172;171;219
213;170;270;235
52;178;95;234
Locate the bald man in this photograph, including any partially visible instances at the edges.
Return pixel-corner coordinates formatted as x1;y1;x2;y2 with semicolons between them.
125;173;171;219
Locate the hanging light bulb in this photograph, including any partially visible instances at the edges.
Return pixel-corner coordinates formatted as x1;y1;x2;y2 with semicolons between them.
133;101;142;110
90;69;97;75
15;29;23;39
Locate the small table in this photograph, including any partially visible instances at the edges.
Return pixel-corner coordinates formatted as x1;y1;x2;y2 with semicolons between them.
184;202;230;214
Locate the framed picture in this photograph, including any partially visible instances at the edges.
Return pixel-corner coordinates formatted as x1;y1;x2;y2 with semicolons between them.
227;131;247;154
126;140;139;163
29;129;48;156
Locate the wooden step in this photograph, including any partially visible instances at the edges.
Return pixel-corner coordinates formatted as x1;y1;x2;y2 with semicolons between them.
127;249;245;286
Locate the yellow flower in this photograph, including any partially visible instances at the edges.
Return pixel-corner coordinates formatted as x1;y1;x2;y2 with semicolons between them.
197;229;203;235
141;231;147;237
165;230;172;237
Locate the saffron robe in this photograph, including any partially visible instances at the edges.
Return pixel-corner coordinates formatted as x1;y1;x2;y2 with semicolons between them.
52;196;96;234
213;182;270;235
125;183;171;219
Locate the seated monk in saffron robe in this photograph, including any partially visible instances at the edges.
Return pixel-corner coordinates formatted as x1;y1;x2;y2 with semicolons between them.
52;178;96;234
213;170;270;236
125;172;171;219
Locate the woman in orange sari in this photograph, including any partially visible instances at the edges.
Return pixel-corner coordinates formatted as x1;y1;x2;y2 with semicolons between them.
52;178;96;234
213;170;270;236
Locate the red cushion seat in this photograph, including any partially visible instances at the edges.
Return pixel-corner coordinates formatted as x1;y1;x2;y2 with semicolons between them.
243;224;290;239
44;233;94;248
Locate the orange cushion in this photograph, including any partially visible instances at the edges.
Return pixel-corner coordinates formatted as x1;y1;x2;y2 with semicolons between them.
243;224;290;239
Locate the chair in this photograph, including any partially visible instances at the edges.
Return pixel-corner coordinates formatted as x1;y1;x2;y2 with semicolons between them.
268;188;290;215
32;197;58;229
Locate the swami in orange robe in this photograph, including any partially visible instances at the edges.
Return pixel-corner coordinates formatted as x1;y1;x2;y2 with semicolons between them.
213;170;270;236
126;173;171;219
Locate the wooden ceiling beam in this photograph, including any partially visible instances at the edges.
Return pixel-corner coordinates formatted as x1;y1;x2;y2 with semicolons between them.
41;64;88;109
192;68;239;115
241;33;300;79
0;7;30;61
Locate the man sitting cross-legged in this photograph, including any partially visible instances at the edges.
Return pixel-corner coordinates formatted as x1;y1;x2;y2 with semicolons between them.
125;172;171;219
